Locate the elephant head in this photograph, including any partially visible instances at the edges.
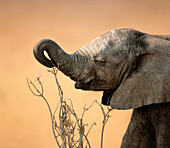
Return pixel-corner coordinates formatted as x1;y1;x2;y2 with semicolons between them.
33;29;170;109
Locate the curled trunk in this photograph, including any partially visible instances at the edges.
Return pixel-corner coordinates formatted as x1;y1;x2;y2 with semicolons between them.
33;39;82;80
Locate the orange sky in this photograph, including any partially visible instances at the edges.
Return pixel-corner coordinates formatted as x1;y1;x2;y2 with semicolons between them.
1;0;170;147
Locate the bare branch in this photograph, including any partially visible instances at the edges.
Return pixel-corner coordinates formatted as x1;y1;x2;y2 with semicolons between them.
35;75;44;95
86;122;97;137
83;134;91;148
27;78;42;97
95;100;113;148
28;67;98;148
27;77;61;148
81;101;96;120
95;100;105;117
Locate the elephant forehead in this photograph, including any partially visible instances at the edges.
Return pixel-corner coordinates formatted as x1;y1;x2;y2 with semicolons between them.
77;30;115;57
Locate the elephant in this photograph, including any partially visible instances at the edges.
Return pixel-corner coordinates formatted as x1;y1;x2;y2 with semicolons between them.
33;28;170;148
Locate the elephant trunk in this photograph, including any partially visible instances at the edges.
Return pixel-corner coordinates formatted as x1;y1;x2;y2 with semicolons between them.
33;39;82;80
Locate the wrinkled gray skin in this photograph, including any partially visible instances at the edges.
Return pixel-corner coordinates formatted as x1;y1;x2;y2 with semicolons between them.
33;29;170;147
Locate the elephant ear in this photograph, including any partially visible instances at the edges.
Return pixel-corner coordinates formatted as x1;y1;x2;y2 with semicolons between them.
106;35;170;109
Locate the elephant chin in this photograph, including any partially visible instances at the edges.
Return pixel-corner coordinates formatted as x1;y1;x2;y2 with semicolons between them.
75;80;111;91
75;81;93;90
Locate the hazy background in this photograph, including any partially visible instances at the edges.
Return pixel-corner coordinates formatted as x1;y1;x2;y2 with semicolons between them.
1;0;170;147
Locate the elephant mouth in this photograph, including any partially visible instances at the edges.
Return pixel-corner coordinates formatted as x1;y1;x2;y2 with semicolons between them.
75;80;93;90
75;79;109;91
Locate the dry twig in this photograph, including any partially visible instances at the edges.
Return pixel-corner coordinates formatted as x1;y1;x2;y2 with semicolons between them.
27;67;97;148
95;100;113;148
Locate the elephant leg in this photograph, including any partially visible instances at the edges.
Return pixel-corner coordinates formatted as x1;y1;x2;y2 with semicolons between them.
121;107;156;148
156;117;170;148
149;102;170;148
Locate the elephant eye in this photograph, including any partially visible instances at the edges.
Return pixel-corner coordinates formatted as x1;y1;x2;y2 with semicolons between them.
94;59;106;66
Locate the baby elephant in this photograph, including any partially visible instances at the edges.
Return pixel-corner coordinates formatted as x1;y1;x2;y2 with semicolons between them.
33;28;170;147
